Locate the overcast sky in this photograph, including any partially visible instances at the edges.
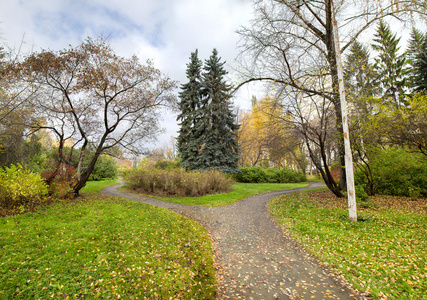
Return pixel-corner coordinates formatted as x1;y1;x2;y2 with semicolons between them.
3;1;422;152
0;0;260;150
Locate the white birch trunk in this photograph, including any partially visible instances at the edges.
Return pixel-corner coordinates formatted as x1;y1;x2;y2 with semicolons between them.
331;1;358;222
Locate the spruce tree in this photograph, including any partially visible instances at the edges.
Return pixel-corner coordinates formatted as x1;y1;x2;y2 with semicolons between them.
199;49;240;173
406;28;425;68
406;27;425;90
372;20;408;106
413;34;427;92
344;40;378;100
176;50;204;170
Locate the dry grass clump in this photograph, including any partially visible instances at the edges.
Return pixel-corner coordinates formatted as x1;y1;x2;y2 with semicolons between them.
123;168;234;197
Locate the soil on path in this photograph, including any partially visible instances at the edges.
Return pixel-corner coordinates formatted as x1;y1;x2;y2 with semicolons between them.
103;182;363;299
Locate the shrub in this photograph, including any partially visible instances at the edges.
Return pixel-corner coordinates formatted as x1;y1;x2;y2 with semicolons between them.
153;159;181;170
355;184;370;201
41;164;77;199
0;164;49;209
354;184;375;208
356;148;427;197
232;166;306;183
124;168;234;197
89;154;117;181
28;153;49;173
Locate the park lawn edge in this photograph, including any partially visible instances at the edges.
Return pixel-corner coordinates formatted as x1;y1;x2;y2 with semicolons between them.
269;189;427;300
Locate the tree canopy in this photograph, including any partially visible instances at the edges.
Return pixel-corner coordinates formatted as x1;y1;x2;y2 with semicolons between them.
14;38;177;195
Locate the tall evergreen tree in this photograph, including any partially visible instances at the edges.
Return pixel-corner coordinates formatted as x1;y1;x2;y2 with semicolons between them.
199;49;240;173
371;20;408;106
413;34;427;92
176;50;204;170
407;28;425;68
406;27;425;90
345;40;378;102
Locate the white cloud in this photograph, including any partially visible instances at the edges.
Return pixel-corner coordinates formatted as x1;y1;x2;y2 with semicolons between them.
0;0;257;149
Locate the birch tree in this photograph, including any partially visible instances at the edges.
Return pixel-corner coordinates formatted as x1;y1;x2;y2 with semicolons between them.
237;0;426;221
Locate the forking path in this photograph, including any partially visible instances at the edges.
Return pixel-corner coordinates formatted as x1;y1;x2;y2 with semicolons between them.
103;181;364;299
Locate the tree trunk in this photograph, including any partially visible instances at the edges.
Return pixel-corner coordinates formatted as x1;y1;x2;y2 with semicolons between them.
73;150;101;196
331;0;357;222
325;0;347;193
76;140;88;181
73;138;106;196
45;138;65;186
336;111;347;191
303;132;344;197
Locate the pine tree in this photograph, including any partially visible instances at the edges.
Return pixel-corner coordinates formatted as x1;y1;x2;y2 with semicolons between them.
372;20;408;106
176;50;204;170
199;49;240;173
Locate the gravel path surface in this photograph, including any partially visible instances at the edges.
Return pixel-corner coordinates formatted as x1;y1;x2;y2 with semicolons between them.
103;182;362;299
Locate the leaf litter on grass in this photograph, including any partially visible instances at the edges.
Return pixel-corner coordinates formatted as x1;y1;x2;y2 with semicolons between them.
270;190;427;299
0;195;216;299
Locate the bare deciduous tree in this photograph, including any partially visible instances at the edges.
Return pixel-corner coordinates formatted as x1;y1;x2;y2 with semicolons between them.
15;38;177;195
236;0;426;221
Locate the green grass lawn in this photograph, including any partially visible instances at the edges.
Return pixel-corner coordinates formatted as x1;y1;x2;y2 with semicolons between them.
0;179;309;299
269;190;427;299
80;179;120;194
0;194;215;299
130;182;309;206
